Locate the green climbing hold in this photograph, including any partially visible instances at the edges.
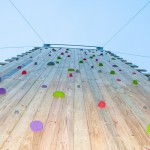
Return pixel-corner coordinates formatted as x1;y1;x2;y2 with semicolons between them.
56;61;59;64
79;60;83;63
57;56;61;59
99;63;103;66
68;68;75;72
53;91;65;98
110;70;116;75
89;56;93;59
132;80;138;85
147;124;150;134
93;55;95;57
111;58;116;60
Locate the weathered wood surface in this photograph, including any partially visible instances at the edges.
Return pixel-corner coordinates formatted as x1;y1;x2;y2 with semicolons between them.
0;47;150;150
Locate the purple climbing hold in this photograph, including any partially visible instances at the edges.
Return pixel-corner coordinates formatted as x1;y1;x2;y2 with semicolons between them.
30;121;43;132
42;85;47;88
0;88;6;94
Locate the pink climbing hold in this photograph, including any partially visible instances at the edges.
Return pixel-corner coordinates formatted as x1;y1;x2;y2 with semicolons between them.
98;101;106;108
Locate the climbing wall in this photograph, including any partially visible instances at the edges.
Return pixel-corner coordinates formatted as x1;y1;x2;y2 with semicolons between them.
0;47;150;150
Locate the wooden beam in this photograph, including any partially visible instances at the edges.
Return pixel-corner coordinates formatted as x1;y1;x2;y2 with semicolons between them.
121;60;127;62
125;62;132;65
5;59;14;62
143;73;150;77
136;69;147;72
128;64;138;68
0;62;7;65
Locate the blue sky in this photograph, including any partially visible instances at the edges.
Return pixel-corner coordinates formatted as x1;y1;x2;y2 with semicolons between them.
0;0;150;72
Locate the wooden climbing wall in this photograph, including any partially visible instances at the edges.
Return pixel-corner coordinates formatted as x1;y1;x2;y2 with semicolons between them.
0;47;150;150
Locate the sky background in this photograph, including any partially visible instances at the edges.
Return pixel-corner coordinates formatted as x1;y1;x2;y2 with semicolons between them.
0;0;150;72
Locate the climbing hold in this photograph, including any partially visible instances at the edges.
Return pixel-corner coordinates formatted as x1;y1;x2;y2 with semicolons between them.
68;68;75;72
96;59;98;61
132;80;138;85
132;72;136;74
113;65;118;67
77;85;80;88
110;70;116;75
30;56;33;58
98;101;106;108
57;56;61;59
111;58;116;60
34;62;37;65
30;121;43;132
49;54;51;56
83;58;86;61
47;62;55;66
76;69;80;73
42;85;47;88
0;77;2;82
53;91;65;98
67;55;70;57
99;63;103;66
22;70;27;75
89;56;93;59
69;73;73;77
119;69;122;71
143;106;147;109
0;88;6;94
91;66;94;69
56;61;59;64
100;53;103;56
79;60;83;64
117;79;121;81
98;70;102;73
17;66;22;69
15;110;19;114
147;124;150;134
61;52;64;55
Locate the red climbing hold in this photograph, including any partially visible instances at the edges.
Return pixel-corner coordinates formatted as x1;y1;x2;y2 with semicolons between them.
69;73;73;77
17;66;22;69
22;70;27;75
98;101;106;108
83;58;86;61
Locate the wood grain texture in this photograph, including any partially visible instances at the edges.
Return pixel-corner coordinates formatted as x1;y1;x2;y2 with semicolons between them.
0;47;150;150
